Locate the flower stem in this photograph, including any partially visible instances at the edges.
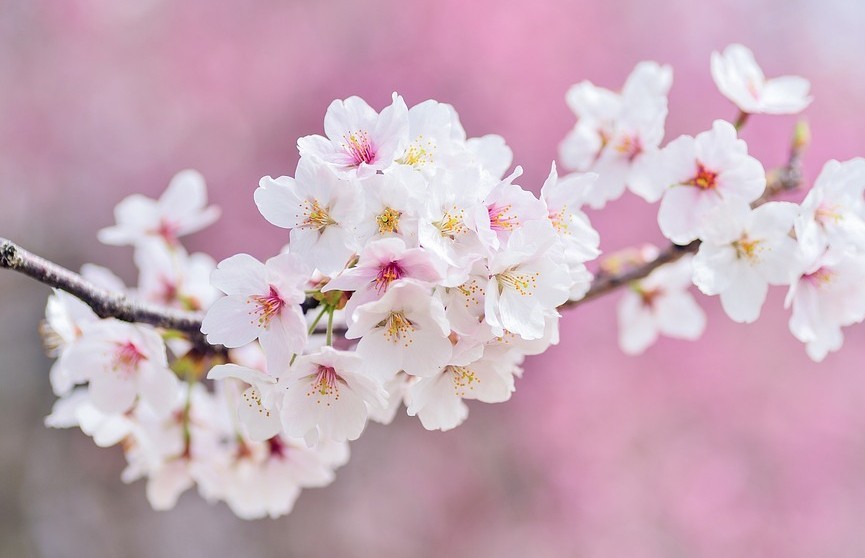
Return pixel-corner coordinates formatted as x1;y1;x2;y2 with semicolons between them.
325;307;335;346
734;110;750;131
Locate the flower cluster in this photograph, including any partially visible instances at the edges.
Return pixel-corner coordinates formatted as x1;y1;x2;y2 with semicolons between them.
44;96;600;518
34;43;865;520
561;44;865;362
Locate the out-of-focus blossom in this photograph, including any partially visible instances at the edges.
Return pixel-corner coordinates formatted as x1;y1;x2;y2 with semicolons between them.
711;43;812;115
98;170;220;247
617;256;706;354
693;201;800;323
559;61;673;208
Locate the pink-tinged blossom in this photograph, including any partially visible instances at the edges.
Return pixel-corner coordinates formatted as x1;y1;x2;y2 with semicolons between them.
540;162;601;265
62;319;179;415
196;434;349;520
134;240;219;312
255;159;362;276
711;44;812;115
98;169;220;247
484;220;571;340
559;61;673;208
617;256;706;355
693;202;800;323
297;93;409;178
405;342;516;431
281;347;387;445
795;158;865;261
354;166;425;247
474;167;548;251
323;237;442;321
200;252;308;372
397;99;466;172
418;167;490;286
346;280;453;380
207;364;283;442
653;120;766;245
785;250;865;362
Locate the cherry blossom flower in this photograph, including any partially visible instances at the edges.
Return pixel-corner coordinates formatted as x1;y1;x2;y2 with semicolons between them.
417;167;489;285
98;169;220;247
323;237;442;320
134;240;219;311
653;120;766;245
559;61;673;208
785;250;865;362
405;342;515;431
484;220;571;340
62;319;179;415
795;158;865;261
297;93;409;178
196;434;349;520
207;363;284;442
396;99;466;172
200;252;308;372
617;256;706;355
354;166;425;247
540;162;601;264
280;347;387;445
255;159;362;276
465;134;514;179
346;280;453;379
474;167;548;251
711;43;812;115
692;201;800;323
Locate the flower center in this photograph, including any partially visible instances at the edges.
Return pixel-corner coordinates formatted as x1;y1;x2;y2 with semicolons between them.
267;436;287;459
152;219;181;245
374;261;404;294
685;163;719;190
803;267;835;289
300;199;336;230
449;365;480;397
307;365;341;405
815;203;844;226
615;134;643;162
434;206;467;239
634;285;663;308
398;135;434;167
376;207;402;234
497;268;539;296
249;286;285;328
488;203;517;232
342;130;376;166
112;341;147;376
733;234;764;262
549;205;570;235
381;312;415;346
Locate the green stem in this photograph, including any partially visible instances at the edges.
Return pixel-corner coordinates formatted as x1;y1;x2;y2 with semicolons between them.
325;307;335;346
290;305;329;366
734;110;750;131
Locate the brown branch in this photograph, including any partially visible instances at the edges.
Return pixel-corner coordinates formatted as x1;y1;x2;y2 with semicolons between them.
562;121;808;310
1;237;211;341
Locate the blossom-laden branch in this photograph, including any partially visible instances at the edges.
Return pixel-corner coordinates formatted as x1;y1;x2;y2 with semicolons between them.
566;121;807;309
0;121;804;343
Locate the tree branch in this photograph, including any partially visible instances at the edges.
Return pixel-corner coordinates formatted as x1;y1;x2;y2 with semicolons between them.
1;237;210;339
0;125;807;343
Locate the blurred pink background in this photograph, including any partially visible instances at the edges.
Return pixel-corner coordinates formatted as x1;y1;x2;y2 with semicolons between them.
2;1;865;556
